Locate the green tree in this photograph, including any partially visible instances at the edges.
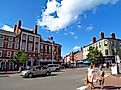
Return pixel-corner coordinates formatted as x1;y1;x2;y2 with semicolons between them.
14;51;28;63
116;46;121;60
87;46;103;63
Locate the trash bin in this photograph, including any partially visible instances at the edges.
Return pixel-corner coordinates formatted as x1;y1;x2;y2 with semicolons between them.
111;65;118;75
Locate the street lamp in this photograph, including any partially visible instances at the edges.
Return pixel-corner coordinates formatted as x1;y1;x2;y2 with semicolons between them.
48;37;54;65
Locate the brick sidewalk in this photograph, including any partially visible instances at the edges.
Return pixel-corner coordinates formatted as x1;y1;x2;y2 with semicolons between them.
94;75;121;90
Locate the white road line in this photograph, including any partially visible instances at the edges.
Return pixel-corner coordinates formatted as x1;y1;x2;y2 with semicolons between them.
77;86;89;90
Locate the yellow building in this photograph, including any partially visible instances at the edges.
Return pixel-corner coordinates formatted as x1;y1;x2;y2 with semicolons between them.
83;32;121;64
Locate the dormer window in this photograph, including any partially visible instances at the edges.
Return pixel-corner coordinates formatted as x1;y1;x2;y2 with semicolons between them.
9;37;13;41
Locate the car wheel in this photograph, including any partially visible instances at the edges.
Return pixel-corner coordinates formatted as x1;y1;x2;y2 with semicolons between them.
56;68;59;72
28;73;33;78
46;72;51;76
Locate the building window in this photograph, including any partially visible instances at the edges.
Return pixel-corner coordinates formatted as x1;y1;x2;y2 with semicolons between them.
15;43;19;49
96;44;98;48
41;44;43;52
7;51;11;57
0;51;2;57
112;49;115;55
0;35;4;39
8;42;13;48
21;42;26;50
45;45;47;52
35;43;38;50
29;36;33;41
22;34;26;40
104;40;108;46
99;42;101;48
13;52;17;57
105;49;108;55
49;46;51;53
0;40;3;47
9;37;13;41
28;43;33;51
15;38;19;42
36;37;39;42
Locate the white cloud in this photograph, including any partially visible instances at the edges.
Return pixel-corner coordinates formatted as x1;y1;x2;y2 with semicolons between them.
85;24;93;32
1;25;14;32
73;45;81;51
38;0;119;31
70;31;75;35
64;33;67;35
74;36;78;39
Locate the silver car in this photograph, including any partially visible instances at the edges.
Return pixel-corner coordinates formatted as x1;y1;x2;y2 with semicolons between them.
47;64;60;72
20;66;51;78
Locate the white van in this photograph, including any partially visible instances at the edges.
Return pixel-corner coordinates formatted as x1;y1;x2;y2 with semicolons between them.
47;64;60;72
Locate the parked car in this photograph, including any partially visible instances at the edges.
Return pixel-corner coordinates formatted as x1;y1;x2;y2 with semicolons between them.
47;64;60;72
20;66;51;78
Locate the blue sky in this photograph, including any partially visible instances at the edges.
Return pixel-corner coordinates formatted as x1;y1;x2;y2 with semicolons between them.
0;0;121;57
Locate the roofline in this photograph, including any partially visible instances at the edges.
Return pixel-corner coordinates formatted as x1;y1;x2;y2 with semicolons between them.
83;38;121;48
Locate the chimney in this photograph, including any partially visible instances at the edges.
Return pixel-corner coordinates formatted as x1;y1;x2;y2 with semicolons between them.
92;37;96;43
33;25;38;34
14;25;17;33
17;20;21;29
100;32;104;39
111;33;116;39
15;20;22;33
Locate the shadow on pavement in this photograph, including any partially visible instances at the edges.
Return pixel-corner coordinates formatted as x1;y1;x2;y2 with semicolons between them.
0;71;19;75
22;74;58;79
50;74;58;76
0;75;9;78
94;86;121;90
103;86;121;89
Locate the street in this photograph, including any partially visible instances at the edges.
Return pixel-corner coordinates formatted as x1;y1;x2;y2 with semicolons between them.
0;68;86;90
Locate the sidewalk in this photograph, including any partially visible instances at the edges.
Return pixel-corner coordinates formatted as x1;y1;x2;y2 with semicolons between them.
94;74;121;90
77;67;121;90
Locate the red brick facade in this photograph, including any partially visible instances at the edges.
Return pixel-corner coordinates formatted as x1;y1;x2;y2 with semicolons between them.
0;20;62;70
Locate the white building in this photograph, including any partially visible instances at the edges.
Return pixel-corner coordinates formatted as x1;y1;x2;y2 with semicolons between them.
83;32;121;64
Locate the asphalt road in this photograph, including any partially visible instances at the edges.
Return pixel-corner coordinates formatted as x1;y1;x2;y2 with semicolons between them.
0;68;87;90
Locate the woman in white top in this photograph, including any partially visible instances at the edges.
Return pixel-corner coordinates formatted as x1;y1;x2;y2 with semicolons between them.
87;64;95;89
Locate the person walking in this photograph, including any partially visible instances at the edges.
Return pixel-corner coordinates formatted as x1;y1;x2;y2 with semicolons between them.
87;64;95;89
98;65;105;89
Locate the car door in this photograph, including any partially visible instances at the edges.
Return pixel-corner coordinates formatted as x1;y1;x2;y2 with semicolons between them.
34;67;41;75
41;67;47;75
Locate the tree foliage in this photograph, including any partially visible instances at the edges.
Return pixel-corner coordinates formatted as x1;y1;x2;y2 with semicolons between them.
14;51;28;63
86;46;103;63
116;46;121;60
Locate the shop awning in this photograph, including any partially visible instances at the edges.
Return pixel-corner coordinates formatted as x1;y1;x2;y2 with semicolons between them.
82;59;90;64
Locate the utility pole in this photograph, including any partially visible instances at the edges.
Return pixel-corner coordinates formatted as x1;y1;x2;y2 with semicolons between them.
52;40;54;65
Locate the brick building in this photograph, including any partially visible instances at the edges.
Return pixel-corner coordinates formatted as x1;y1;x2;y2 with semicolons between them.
0;20;62;70
64;49;83;66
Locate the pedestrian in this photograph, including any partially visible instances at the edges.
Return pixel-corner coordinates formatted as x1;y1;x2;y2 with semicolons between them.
98;66;105;89
87;64;95;89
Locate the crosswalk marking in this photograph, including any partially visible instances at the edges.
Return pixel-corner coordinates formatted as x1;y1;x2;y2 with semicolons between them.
77;86;88;90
